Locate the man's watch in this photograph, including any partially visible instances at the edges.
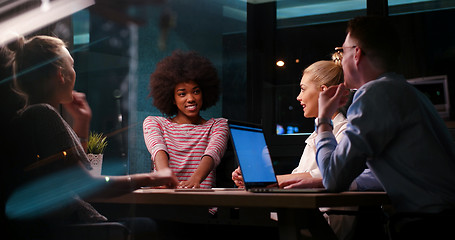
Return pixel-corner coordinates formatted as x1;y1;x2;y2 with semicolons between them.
314;117;333;131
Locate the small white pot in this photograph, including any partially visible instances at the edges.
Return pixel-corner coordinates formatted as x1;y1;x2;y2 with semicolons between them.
87;153;103;176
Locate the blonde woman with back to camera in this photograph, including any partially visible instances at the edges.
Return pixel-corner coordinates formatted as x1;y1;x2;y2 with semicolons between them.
5;35;178;239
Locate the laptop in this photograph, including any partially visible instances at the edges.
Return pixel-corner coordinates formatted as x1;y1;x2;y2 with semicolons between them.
228;120;326;193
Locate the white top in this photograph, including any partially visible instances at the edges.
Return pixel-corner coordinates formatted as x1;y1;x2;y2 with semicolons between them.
292;112;347;178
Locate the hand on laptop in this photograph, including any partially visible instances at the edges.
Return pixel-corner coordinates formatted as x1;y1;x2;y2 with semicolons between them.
231;167;245;188
281;177;324;189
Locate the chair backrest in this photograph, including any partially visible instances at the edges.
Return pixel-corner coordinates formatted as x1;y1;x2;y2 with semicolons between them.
449;128;455;142
215;137;237;188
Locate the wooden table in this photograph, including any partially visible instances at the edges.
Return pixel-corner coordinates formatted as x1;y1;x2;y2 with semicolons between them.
92;189;390;240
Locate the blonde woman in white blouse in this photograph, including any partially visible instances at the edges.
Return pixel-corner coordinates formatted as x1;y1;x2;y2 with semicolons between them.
232;53;345;189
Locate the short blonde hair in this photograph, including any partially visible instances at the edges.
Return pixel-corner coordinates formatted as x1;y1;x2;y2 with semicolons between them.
303;52;343;87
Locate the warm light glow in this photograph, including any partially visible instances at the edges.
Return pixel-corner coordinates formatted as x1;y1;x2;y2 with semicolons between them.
62;151;67;156
295;59;300;63
276;60;285;67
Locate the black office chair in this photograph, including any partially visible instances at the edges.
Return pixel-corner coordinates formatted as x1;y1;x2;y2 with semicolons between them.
215;137;237;188
322;205;389;240
6;220;132;240
60;222;131;240
388;211;455;240
351;206;389;240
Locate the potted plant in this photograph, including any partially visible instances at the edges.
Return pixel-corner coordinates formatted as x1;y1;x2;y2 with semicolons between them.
87;132;108;175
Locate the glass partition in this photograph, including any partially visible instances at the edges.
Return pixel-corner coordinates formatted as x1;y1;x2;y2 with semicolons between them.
389;0;455;15
274;0;366;136
3;0;455;176
273;0;455;136
70;0;247;174
277;0;366;28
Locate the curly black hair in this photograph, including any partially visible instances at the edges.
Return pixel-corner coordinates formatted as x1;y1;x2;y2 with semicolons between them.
149;50;220;116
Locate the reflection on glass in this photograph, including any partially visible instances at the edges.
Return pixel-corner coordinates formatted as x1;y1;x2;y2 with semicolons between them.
70;0;247;174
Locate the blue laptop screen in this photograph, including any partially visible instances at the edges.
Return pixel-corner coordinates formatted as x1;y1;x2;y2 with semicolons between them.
229;124;276;184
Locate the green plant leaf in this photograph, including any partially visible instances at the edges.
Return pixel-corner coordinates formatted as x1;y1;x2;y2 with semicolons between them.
87;132;108;154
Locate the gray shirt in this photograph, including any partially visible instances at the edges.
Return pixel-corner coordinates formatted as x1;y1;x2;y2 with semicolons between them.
9;103;106;223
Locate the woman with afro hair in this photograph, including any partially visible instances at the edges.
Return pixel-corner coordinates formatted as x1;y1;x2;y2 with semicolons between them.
143;50;229;189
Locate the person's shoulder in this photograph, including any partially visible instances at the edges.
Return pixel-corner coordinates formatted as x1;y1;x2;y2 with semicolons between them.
363;73;407;90
16;104;66;132
22;103;55;112
356;73;408;100
208;117;228;126
144;116;170;125
213;117;228;123
20;103;58;118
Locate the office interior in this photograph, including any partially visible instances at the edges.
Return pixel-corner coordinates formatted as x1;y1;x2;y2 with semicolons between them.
1;0;455;212
2;1;455;239
1;0;455;179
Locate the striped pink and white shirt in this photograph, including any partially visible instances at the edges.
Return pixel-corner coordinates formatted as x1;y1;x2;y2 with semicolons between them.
143;116;229;188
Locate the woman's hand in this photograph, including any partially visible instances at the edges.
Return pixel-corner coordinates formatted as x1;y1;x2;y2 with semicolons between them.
178;177;201;189
177;155;213;189
63;91;92;124
144;168;179;189
150;167;178;188
281;177;324;189
276;172;312;188
231;167;245;188
318;84;349;119
63;91;92;140
89;169;179;198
